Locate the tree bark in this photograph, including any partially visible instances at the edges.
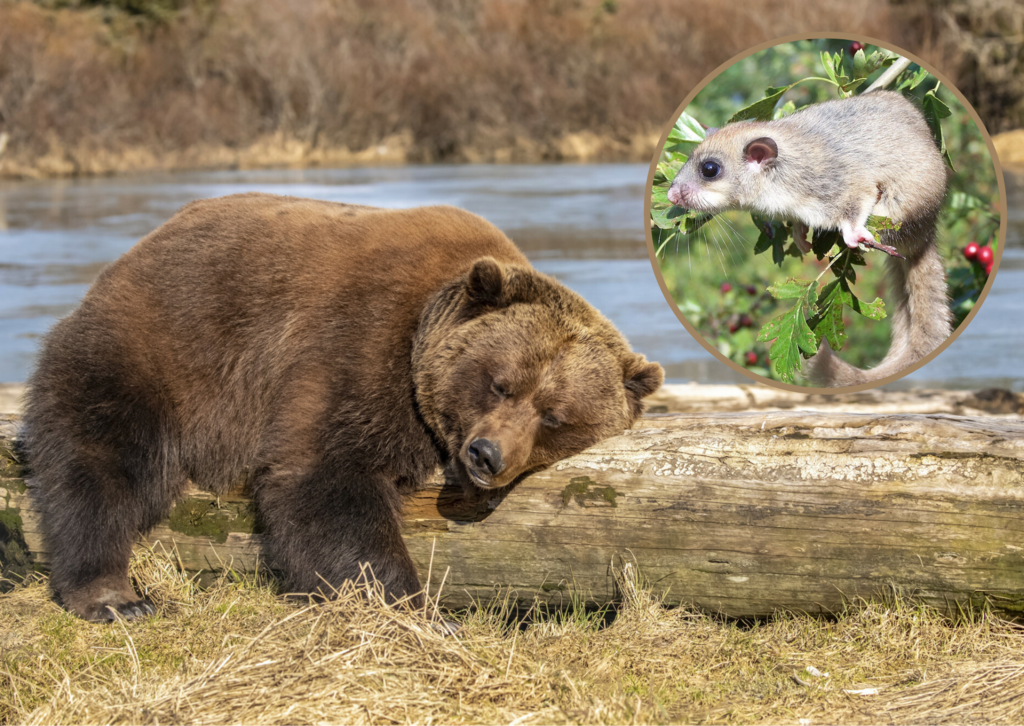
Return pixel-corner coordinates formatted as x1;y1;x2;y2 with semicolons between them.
3;412;1023;618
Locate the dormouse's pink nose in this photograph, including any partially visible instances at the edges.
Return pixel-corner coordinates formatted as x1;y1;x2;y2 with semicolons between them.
667;184;686;207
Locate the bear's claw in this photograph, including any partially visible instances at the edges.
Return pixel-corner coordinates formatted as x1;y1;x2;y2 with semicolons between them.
430;619;462;637
98;599;155;622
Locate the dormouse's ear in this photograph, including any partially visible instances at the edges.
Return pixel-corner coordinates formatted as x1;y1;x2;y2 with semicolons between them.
704;127;720;138
744;137;778;166
623;355;664;421
464;258;542;312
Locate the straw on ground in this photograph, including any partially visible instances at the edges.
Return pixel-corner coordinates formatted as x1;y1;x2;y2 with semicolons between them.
2;547;1024;725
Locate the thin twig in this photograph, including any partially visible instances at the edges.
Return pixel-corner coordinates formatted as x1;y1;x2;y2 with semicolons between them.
866;56;913;92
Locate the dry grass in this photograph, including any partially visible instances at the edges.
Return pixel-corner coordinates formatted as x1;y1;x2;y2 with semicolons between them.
2;548;1023;725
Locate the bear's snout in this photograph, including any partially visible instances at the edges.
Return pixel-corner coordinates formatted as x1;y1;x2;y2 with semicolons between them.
466;437;505;484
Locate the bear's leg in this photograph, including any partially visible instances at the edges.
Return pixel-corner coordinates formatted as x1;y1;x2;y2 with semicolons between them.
39;444;175;621
30;393;185;622
254;460;424;609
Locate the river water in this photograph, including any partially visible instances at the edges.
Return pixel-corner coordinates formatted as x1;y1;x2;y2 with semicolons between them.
0;164;1021;390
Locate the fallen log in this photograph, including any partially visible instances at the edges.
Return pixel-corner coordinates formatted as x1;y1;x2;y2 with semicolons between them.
647;384;1024;417
2;412;1023;618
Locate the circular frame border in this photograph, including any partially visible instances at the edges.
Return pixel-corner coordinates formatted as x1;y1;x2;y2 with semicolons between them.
644;32;1008;394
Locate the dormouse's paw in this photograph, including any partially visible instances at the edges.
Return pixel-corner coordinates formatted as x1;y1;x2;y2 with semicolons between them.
841;223;874;250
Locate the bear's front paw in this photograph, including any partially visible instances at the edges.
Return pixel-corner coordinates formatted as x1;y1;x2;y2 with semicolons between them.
63;588;156;622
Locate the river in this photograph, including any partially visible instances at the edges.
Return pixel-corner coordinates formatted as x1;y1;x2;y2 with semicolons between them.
0;164;1021;390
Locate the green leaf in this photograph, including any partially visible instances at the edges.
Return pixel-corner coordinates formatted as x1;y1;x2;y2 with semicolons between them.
650;203;687;230
820;50;851;90
653;160;684;186
666;112;706;154
897;66;929;91
865;215;901;235
922;89;954;170
774;100;796;120
651;185;671;207
753;230;773;256
837;78;866;98
864;50;897;76
811;228;842;259
848;292;886;321
750;213;791;266
756;279;819;384
729;85;792;123
669;112;706;144
683;212;714;234
766;279;818;300
809;279;849;350
820;51;838;83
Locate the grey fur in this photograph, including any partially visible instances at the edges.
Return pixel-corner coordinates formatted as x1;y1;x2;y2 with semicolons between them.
668;91;951;387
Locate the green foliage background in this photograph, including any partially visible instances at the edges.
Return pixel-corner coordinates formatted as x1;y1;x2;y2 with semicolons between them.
652;39;999;384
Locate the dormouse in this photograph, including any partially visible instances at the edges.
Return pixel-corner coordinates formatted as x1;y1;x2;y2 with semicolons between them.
668;90;951;387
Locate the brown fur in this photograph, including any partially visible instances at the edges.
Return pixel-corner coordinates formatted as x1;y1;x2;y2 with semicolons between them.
23;193;663;621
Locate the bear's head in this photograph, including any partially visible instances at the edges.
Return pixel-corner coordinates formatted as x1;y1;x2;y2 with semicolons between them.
413;258;663;490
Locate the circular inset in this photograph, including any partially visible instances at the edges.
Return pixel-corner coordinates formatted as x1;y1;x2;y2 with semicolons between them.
646;36;1006;392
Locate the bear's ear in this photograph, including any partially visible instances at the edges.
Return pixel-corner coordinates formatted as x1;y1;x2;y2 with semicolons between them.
466;258;505;308
623;355;664;420
464;258;541;312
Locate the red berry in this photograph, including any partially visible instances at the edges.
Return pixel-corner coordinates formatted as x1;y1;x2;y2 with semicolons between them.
720;282;732;294
728;321;740;333
985;261;993;276
739;314;753;328
848;41;864;55
977;246;994;266
746;285;757;296
964;242;980;261
745;352;758;366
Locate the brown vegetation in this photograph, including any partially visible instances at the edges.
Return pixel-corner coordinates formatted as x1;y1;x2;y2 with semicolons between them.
3;0;1021;179
2;548;1024;724
895;0;1024;135
0;0;908;178
4;0;1021;179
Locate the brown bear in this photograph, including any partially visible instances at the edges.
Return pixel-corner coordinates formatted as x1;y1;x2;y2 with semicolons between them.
23;193;664;622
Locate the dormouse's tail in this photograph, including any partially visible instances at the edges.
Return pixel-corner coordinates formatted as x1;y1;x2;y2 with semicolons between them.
804;221;952;388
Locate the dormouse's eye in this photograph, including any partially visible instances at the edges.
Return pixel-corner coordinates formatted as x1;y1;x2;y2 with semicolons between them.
542;412;562;428
699;160;721;179
491;381;510;398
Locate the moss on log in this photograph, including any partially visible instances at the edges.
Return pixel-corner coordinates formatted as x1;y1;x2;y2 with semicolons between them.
3;412;1023;617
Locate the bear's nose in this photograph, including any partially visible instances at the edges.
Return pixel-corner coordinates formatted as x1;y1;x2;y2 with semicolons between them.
467;438;504;477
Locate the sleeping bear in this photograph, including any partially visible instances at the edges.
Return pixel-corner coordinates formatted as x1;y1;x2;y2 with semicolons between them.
23;193;664;621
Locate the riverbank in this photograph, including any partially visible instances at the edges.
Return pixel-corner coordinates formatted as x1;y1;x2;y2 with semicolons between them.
2;125;1020;182
0;129;662;180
